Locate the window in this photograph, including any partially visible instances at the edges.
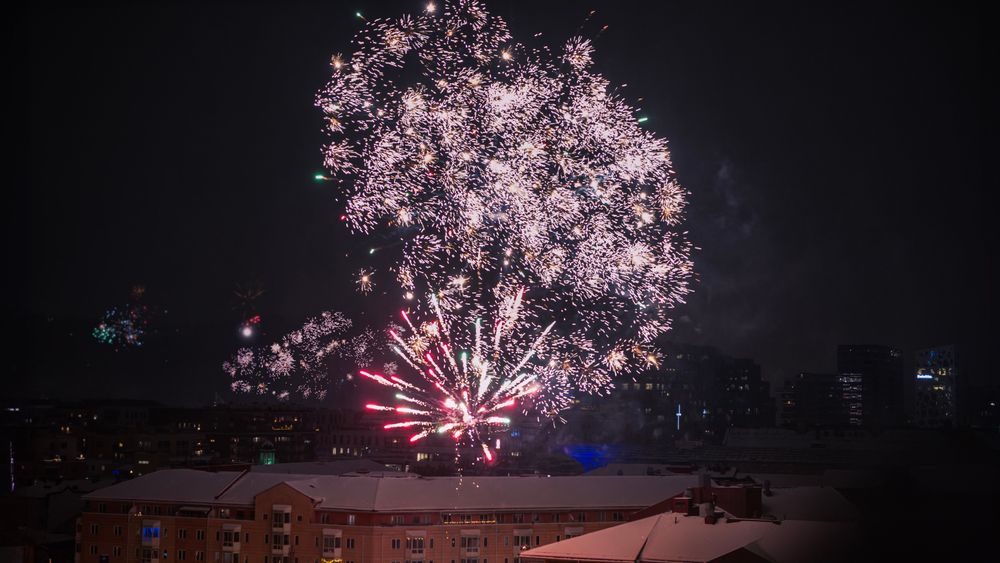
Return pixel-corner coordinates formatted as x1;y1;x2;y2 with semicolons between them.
346;514;356;525
197;531;205;541
178;551;186;561
114;547;122;557
143;527;160;540
345;538;355;549
406;537;424;553
390;515;405;525
513;535;530;548
114;525;123;537
223;531;238;547
271;512;289;529
91;524;99;535
391;539;401;549
612;512;625;522
322;535;341;551
195;553;204;562
90;545;97;555
178;529;187;540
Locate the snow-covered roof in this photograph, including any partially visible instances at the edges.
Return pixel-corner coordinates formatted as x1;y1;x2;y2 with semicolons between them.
584;464;689;476
518;515;657;562
760;486;859;522
83;470;241;504
521;514;858;563
85;469;699;512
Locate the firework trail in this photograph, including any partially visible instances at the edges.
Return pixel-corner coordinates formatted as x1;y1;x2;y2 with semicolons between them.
360;288;572;463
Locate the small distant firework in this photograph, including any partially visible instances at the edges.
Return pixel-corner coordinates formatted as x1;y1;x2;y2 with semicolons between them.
356;269;375;294
92;306;147;348
233;281;266;335
240;314;262;338
129;284;146;300
92;287;162;349
360;289;571;464
225;311;378;401
317;0;693;389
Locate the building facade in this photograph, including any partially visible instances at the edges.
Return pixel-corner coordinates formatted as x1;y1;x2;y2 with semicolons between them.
836;345;904;429
913;346;958;428
780;372;862;429
77;469;698;563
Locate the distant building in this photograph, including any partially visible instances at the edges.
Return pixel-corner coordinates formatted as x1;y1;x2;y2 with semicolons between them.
780;373;863;429
77;469;701;563
913;346;958;428
608;344;775;445
837;345;904;429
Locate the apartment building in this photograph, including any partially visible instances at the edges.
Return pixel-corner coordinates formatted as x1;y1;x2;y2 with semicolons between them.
77;469;698;563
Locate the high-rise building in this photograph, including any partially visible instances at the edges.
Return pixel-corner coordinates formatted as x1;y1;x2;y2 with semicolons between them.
913;346;958;428
780;372;863;429
837;345;904;429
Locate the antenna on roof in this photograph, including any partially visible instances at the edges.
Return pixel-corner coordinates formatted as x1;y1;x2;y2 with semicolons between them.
214;469;249;500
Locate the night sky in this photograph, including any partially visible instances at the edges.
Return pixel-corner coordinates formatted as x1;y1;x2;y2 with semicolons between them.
15;1;989;404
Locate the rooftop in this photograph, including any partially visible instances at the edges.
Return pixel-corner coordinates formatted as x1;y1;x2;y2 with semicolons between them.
84;469;700;512
520;513;857;563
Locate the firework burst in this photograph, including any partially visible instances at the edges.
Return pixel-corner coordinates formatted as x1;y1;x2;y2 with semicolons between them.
225;311;378;401
356;268;375;294
317;0;693;389
360;288;571;462
92;288;164;349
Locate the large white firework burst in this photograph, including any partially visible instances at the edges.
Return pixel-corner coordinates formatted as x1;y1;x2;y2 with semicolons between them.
318;1;693;391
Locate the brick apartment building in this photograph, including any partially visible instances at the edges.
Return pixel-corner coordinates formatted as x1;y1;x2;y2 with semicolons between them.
77;469;700;563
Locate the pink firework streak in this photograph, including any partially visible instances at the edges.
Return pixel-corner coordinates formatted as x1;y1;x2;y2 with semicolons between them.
360;289;556;463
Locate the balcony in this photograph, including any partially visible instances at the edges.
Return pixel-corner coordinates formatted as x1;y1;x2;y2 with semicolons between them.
222;526;241;552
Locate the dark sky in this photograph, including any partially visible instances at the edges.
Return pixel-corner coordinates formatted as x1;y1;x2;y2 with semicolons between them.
14;0;990;404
